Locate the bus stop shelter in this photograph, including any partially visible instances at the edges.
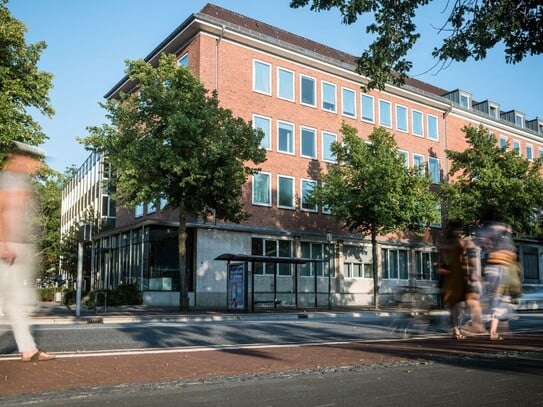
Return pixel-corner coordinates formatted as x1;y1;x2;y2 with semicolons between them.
214;253;328;312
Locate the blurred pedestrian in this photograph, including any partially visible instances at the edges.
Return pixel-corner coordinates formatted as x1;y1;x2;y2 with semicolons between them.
474;204;517;341
438;220;477;339
0;141;55;361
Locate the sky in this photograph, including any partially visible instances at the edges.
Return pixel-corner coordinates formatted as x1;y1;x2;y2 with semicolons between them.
8;0;543;173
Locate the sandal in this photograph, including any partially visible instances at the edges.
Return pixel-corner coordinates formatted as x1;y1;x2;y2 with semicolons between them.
453;332;466;340
490;335;504;341
21;349;56;362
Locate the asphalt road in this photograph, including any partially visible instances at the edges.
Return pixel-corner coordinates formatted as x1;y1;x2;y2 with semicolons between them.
1;312;541;356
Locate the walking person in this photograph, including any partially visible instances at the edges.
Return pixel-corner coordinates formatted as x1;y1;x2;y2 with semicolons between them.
438;220;476;339
474;204;517;341
0;141;55;362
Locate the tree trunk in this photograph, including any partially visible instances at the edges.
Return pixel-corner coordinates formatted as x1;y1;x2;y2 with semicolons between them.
178;202;189;311
371;230;379;310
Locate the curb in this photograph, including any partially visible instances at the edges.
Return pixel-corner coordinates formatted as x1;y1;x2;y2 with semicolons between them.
0;309;450;326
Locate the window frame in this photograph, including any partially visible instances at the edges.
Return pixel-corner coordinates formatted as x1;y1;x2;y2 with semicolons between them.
341;87;356;118
253;59;272;95
252;172;272;206
300;74;316;107
413;153;425;174
253;114;272;150
277;67;295;102
322;131;337;163
321;81;337;112
412;109;424;137
395;104;408;133
428;157;440;184
300;179;318;212
177;53;188;67
427;114;439;141
300;126;317;159
277;175;295;209
277;120;295;155
361;93;374;123
378;99;392;128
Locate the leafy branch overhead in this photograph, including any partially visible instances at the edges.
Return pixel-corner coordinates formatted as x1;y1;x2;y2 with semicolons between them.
290;0;543;90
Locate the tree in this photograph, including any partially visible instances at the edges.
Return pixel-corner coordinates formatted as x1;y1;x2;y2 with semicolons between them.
34;167;63;285
82;54;267;310
440;125;543;237
311;124;439;307
290;0;543;90
0;0;54;160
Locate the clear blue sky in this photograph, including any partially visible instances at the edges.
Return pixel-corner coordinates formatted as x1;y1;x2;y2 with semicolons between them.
9;0;543;173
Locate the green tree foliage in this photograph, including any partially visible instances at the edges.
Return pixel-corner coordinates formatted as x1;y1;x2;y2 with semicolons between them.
34;168;63;284
312;124;439;306
83;54;267;310
441;125;543;237
0;0;53;160
290;0;543;90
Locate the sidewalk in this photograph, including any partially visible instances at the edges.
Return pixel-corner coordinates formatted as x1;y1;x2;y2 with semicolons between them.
6;301;444;325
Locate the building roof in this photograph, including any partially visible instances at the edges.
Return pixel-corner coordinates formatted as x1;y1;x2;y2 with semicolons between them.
105;2;449;100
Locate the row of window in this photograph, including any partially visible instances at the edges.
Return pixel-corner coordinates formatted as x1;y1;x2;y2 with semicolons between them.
251;238;438;280
499;136;543;161
253;59;440;140
253;114;337;161
253;115;442;184
252;173;326;212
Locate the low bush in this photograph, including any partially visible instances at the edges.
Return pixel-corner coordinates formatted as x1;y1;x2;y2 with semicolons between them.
85;283;142;308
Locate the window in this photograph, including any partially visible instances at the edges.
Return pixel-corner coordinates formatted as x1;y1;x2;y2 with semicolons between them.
252;172;271;206
427;114;438;140
252;238;293;276
395;105;408;132
300;242;330;277
135;203;144;218
147;202;157;214
253;115;271;150
431;204;442;228
398;150;409;167
428;157;440;184
301;179;317;212
278;121;294;154
515;113;525;128
381;248;408;280
489;104;499;119
379;99;392;127
513;140;521;155
539;148;543;160
460;92;471;109
277;67;294;101
415;251;438;280
160;198;168;210
322;131;337;163
322;81;336;112
413;153;425;173
342;87;356;118
499;136;508;150
526;144;533;161
177;53;188;67
300;74;316;106
343;245;372;279
300;126;317;159
412;110;424;137
253;60;271;95
277;175;295;209
361;94;374;122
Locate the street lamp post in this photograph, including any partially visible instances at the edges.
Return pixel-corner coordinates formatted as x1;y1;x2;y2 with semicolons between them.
76;237;83;317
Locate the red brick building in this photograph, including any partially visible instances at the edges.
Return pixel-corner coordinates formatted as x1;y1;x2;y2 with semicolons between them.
64;3;543;309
